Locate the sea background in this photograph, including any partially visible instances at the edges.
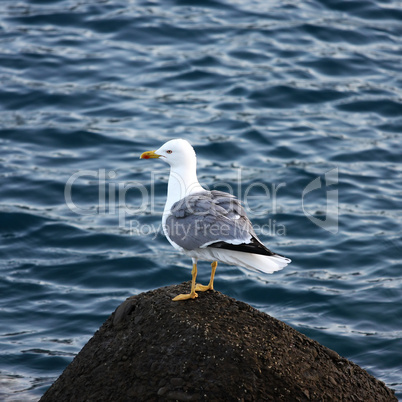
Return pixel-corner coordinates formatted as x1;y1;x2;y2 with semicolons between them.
0;0;401;400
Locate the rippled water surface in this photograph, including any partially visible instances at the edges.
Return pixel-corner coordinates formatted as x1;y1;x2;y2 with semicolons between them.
1;0;401;400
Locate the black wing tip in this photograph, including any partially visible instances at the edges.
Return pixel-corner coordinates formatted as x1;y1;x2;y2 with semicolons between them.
207;237;277;257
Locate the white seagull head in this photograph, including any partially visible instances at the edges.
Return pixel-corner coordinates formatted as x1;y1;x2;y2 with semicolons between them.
140;138;197;169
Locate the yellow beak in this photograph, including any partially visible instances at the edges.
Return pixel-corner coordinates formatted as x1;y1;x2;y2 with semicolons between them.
140;150;161;159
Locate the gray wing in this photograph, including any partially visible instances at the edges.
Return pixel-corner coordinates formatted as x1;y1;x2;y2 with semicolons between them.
165;190;256;251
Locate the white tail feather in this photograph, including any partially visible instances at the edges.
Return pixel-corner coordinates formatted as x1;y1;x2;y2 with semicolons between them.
190;248;291;274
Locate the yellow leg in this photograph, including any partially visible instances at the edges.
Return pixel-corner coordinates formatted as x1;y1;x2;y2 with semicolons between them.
195;261;218;292
172;262;198;301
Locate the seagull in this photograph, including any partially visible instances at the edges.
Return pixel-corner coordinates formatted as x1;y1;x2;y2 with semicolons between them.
140;138;291;301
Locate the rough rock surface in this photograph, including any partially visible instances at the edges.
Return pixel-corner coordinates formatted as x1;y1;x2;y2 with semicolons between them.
40;282;396;402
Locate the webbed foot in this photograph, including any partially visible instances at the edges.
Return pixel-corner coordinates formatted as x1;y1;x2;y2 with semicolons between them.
172;292;198;301
195;283;213;292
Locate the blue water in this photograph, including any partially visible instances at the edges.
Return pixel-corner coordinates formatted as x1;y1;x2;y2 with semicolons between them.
1;0;401;399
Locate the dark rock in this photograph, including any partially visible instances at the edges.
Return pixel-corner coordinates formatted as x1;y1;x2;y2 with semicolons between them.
40;282;397;402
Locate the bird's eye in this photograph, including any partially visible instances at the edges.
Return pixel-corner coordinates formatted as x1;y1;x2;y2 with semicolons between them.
166;150;172;154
